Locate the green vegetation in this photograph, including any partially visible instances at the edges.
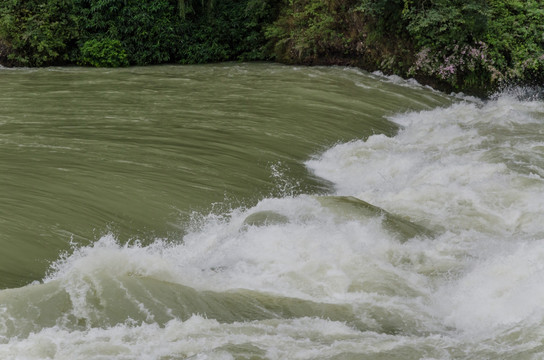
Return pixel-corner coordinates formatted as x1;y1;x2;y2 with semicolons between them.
74;0;182;65
0;0;278;66
267;0;544;95
403;0;544;92
1;0;543;95
178;0;279;63
79;38;129;67
0;0;79;66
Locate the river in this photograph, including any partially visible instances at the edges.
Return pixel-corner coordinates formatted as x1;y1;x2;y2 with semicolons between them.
0;63;543;359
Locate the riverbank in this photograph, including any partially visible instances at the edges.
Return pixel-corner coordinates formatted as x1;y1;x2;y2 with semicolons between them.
1;0;543;96
267;0;544;97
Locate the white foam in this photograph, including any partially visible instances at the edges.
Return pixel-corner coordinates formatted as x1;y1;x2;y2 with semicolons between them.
46;196;431;303
305;94;544;341
0;316;405;359
307;96;544;236
3;312;540;359
41;94;544;339
371;71;430;90
435;240;544;335
3;92;544;358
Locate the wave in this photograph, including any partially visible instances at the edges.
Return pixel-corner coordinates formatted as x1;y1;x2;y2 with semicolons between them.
1;92;544;359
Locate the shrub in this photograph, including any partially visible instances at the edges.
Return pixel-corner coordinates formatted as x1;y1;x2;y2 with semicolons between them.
403;0;488;51
178;0;278;63
73;0;181;66
401;0;491;90
0;0;79;66
79;38;129;67
484;0;544;86
266;0;364;63
404;0;544;92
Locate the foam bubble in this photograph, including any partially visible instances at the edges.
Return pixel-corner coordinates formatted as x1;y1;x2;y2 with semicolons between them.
306;96;544;237
435;240;544;335
304;93;544;347
2;92;544;358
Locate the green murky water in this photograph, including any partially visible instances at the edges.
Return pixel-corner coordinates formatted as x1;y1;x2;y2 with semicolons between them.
2;63;543;359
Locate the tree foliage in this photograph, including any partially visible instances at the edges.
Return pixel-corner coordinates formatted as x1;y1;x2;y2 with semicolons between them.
0;0;543;94
179;0;279;63
484;0;544;85
0;0;278;67
79;37;129;67
0;0;79;66
267;0;544;94
73;0;181;65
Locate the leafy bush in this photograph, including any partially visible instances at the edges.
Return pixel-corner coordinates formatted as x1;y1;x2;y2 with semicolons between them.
79;38;129;67
179;0;279;63
484;0;544;85
0;0;278;67
401;0;491;90
403;0;488;50
404;0;544;92
357;0;406;36
0;0;79;66
266;0;364;63
73;0;181;65
72;0;277;66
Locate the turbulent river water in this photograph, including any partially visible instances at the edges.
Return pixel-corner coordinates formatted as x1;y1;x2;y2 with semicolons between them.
0;63;543;359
